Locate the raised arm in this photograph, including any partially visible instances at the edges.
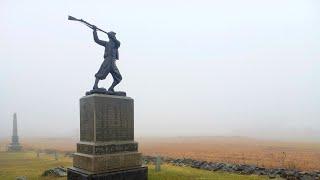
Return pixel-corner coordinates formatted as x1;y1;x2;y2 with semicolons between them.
93;27;106;46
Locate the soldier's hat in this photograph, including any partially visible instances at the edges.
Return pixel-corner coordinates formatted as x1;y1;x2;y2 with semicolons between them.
107;31;116;36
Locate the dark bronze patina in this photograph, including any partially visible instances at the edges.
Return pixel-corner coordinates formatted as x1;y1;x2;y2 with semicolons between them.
68;16;125;96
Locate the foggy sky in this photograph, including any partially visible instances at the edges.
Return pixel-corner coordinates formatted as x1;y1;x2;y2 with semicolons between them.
0;0;319;140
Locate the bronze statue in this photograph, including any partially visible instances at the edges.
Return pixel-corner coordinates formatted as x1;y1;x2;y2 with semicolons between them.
68;16;125;96
92;26;122;92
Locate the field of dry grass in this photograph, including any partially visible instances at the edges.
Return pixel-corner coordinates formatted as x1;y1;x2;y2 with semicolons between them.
1;136;319;171
139;137;320;171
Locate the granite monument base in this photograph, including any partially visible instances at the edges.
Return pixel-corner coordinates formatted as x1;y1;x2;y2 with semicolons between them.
73;151;142;172
67;166;148;180
68;94;147;179
7;144;22;151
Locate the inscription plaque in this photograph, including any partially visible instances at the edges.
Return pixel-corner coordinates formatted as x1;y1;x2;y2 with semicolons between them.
80;98;95;141
77;142;138;155
80;94;134;142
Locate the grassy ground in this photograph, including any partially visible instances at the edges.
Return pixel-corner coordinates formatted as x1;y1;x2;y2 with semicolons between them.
0;151;267;180
0;151;70;180
148;164;268;180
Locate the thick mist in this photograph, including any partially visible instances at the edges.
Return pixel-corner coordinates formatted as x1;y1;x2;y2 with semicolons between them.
0;0;319;140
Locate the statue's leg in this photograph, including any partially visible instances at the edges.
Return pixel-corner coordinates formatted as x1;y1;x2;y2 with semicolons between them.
93;78;99;89
93;59;111;90
108;62;122;92
108;73;122;92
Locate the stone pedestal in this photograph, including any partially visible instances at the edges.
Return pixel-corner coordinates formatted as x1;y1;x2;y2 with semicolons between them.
68;166;147;180
68;94;147;180
7;143;22;151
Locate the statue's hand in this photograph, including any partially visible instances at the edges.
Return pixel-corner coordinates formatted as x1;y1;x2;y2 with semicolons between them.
92;25;97;31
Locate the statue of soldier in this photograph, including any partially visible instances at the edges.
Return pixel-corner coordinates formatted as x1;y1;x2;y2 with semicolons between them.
92;25;122;93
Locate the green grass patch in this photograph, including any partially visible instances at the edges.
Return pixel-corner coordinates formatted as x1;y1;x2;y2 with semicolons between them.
0;151;267;180
0;151;71;180
148;164;267;180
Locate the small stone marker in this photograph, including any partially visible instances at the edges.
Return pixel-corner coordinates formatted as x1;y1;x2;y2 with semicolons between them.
155;155;161;172
36;151;40;158
54;151;58;160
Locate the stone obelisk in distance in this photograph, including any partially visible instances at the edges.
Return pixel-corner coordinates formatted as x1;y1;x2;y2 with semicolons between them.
8;113;22;151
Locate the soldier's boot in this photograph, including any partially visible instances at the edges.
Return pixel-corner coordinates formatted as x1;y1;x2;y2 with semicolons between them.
108;84;115;92
108;80;119;92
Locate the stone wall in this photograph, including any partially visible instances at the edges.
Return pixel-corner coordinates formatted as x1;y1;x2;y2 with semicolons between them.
143;155;320;180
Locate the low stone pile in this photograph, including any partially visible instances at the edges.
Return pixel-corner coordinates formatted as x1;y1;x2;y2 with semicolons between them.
42;167;67;177
64;151;74;158
15;176;27;180
143;156;320;180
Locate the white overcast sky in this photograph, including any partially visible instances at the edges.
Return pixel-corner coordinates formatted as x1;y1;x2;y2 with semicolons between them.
0;0;319;140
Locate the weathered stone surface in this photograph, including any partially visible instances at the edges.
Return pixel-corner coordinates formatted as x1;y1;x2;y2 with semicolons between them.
73;152;142;172
77;141;138;155
80;94;134;142
15;176;27;180
42;167;67;177
69;94;147;179
67;166;148;180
